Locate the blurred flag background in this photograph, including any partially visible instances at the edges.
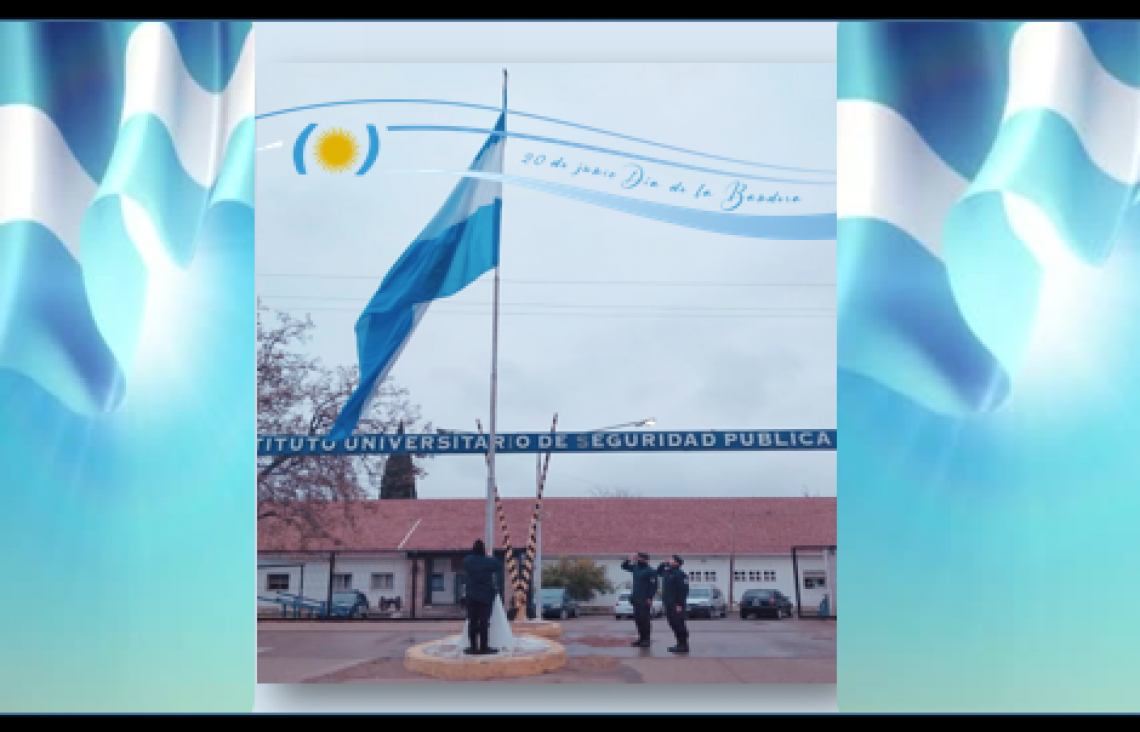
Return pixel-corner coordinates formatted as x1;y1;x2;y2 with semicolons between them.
839;21;1140;415
0;22;254;712
839;21;1140;713
0;21;253;415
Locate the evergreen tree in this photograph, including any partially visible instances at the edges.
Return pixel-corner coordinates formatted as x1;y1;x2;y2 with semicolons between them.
379;422;417;499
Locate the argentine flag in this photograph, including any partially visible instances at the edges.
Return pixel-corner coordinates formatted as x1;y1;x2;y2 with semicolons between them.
0;22;253;415
839;21;1140;415
328;113;505;440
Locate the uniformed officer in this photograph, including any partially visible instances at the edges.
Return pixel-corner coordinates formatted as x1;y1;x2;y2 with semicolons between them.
657;554;690;653
462;539;504;655
620;552;659;647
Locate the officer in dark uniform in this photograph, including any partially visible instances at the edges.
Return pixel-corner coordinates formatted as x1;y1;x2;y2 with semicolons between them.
620;552;658;647
461;539;503;655
657;554;690;653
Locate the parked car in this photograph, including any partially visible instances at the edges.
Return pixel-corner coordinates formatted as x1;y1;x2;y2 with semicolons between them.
540;588;580;619
614;591;664;619
684;584;727;619
739;589;794;619
329;590;369;618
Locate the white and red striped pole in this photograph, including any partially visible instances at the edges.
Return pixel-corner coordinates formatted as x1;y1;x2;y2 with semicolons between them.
477;419;526;615
519;414;558;605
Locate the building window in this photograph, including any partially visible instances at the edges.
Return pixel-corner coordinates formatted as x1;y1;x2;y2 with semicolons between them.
734;571;746;582
266;574;289;592
430;574;445;592
803;571;826;589
746;570;758;582
332;573;352;590
371;573;394;590
764;571;776;582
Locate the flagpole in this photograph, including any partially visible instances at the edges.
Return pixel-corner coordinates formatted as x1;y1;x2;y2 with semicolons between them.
486;69;507;550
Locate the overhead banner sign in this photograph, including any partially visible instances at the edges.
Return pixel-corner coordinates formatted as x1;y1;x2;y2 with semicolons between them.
257;429;837;456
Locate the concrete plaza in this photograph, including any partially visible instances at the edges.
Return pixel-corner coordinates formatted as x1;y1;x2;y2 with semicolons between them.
257;614;836;684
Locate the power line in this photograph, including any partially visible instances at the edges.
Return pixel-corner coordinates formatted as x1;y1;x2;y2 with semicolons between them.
265;306;834;319
257;296;833;313
255;274;835;287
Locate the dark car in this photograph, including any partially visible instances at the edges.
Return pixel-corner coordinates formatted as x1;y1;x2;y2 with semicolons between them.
739;589;793;619
540;588;580;619
329;590;369;618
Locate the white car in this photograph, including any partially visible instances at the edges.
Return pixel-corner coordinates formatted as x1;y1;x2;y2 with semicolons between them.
614;591;664;619
684;584;728;619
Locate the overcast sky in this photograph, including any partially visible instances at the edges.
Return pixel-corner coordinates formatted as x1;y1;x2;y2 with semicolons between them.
255;62;836;498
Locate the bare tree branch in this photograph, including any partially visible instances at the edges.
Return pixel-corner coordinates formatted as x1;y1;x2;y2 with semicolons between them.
256;299;432;540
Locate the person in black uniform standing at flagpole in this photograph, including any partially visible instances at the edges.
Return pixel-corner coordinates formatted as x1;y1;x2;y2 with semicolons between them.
657;554;690;653
621;552;658;647
462;539;503;655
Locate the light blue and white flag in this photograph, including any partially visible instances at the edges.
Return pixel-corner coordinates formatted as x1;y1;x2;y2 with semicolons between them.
328;113;506;439
839;21;1140;414
0;21;253;414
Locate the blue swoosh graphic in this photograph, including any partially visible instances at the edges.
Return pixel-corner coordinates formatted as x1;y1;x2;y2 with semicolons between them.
387;126;834;186
357;124;380;175
293;123;316;174
256;98;835;175
393;169;835;240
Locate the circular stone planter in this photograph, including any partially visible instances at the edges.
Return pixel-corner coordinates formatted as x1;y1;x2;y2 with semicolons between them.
404;634;567;680
440;620;563;639
510;620;562;639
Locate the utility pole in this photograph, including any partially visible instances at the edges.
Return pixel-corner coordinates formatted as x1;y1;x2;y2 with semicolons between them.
728;512;736;609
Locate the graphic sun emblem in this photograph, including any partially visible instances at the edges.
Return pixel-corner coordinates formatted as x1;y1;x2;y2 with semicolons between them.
312;127;361;173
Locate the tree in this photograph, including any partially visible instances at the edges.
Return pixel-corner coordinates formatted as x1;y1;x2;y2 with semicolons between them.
588;486;644;498
257;300;431;537
541;558;614;602
379;423;417;499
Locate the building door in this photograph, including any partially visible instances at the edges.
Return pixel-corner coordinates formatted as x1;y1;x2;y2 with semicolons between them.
455;573;466;605
801;570;826;613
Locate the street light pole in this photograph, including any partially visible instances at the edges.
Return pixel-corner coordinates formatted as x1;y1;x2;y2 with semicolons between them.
587;418;656;432
532;418;654;620
442;418;656;620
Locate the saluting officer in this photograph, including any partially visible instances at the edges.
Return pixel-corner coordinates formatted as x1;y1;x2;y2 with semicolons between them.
620;552;658;647
657;554;690;653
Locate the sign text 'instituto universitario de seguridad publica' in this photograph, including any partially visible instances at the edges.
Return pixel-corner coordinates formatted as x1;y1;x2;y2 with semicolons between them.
257;429;837;456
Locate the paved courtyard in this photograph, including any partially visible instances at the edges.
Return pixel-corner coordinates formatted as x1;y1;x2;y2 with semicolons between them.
257;614;836;684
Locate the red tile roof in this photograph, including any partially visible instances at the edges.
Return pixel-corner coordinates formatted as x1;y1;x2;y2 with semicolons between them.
258;497;835;555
